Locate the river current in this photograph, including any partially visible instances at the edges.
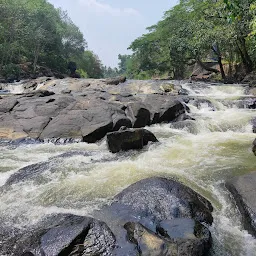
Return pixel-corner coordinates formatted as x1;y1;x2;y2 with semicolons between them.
0;82;255;255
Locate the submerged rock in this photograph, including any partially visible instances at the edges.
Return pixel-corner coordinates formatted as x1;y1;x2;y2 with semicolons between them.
107;128;158;153
226;172;256;237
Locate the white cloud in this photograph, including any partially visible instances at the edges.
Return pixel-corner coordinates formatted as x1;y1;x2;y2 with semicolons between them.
78;0;140;17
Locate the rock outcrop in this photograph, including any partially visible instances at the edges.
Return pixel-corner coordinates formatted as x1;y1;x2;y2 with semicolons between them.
1;214;116;256
107;127;158;153
226;172;256;237
0;79;188;142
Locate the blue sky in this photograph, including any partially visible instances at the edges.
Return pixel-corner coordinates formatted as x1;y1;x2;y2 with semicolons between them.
49;0;178;67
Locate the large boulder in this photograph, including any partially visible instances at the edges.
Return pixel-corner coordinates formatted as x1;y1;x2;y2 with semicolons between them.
107;128;158;153
143;95;186;124
94;177;213;256
0;214;116;256
226;172;256;237
1;176;213;256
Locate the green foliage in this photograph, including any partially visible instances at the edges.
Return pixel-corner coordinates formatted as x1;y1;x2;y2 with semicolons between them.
102;66;120;78
124;0;256;80
0;0;104;78
2;63;20;79
76;69;88;78
74;50;103;78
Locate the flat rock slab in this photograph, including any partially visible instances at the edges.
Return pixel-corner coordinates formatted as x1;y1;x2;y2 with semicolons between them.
226;172;256;236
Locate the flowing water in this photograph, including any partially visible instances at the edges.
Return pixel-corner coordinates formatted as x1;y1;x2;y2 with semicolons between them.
0;82;256;255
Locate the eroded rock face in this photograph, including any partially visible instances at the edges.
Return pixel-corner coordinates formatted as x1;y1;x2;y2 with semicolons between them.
226;172;256;237
107;128;158;153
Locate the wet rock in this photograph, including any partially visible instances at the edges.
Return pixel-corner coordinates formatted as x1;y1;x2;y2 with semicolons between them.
157;218;211;255
144;95;186;124
125;102;151;128
178;88;189;95
248;99;256;109
113;177;213;225
252;118;256;133
107;128;158;153
94;177;213;255
193;99;216;111
173;113;195;122
105;76;126;85
124;222;178;256
253;139;256;156
2;214;116;256
170;120;198;134
226;172;256;236
123;219;211;256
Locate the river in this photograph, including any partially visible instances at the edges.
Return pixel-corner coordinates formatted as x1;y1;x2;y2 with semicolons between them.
0;82;255;255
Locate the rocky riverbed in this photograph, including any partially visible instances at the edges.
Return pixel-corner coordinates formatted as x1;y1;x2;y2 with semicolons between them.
0;78;256;255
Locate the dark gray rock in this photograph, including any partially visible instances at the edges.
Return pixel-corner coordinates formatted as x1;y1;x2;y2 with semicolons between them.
125;102;151;128
105;76;126;85
144;95;186;124
193;99;216;111
23;90;55;98
226;172;256;237
94;177;213;255
61;89;71;94
107;128;158;153
123;218;211;256
172;113;195;122
1;214;116;256
0;97;18;113
170;120;198;134
252;118;256;133
253;139;256;156
113;177;213;225
178;88;189;95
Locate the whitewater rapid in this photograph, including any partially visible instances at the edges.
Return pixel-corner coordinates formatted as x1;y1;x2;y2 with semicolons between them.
0;82;255;255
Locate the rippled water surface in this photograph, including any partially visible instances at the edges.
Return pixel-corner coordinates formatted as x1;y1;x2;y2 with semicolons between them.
0;82;256;255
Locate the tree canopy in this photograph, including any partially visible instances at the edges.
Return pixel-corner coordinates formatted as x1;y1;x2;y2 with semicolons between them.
120;0;256;80
0;0;104;79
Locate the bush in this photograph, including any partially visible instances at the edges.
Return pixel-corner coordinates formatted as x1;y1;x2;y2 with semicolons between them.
2;64;21;80
76;69;88;78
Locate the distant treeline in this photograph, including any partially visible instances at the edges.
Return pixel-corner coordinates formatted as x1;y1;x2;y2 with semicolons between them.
0;0;111;79
119;0;256;80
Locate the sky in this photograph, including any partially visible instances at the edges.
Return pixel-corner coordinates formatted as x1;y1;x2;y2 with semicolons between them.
48;0;179;67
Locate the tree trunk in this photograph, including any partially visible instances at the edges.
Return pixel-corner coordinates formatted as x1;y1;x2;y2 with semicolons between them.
33;43;40;73
211;44;226;80
197;58;220;73
237;38;253;73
